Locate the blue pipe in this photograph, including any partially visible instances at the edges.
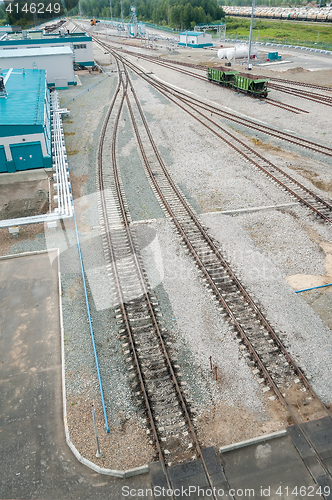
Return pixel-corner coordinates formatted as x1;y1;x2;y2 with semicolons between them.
295;282;332;293
69;182;110;433
61;74;110;107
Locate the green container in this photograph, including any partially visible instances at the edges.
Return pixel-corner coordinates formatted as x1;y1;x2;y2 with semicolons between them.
268;52;281;60
207;67;238;86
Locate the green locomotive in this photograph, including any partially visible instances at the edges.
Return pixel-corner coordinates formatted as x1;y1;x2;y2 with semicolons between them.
207;66;269;98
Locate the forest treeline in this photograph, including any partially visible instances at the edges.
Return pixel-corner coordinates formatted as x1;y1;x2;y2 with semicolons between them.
1;0;322;29
0;0;225;29
78;0;225;29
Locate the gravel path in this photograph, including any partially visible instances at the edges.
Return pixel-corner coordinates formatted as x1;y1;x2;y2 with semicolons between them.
46;37;332;466
2;32;331;471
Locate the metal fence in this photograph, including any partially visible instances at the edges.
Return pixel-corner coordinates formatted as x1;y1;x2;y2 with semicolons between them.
223;34;332;52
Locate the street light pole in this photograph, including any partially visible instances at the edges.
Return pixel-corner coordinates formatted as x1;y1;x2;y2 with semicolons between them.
247;0;255;70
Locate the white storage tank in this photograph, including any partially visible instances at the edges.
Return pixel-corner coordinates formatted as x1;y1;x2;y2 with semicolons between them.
217;44;258;60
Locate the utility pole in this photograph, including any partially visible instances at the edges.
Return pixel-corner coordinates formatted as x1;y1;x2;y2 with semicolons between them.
121;0;124;31
110;0;113;23
247;0;255;70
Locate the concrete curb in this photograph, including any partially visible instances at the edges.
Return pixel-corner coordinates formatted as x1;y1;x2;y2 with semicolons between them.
0;248;59;260
219;429;287;454
215;203;298;216
58;251;149;479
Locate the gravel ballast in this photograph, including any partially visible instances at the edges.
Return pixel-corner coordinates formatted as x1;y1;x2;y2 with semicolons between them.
2;27;331;472
49;33;332;467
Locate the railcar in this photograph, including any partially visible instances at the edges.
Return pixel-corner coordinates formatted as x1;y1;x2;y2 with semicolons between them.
207;66;269;98
234;73;269;97
222;6;332;22
207;66;238;87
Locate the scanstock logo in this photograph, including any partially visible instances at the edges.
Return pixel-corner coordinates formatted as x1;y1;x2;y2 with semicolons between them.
3;0;79;27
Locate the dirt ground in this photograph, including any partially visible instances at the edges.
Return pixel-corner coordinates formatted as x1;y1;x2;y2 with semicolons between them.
1;32;331;471
0;172;50;221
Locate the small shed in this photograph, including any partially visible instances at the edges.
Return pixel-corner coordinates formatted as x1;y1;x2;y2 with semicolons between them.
0;68;52;173
0;46;76;88
179;31;213;48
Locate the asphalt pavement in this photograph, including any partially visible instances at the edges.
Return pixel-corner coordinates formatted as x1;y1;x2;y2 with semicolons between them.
0;250;152;500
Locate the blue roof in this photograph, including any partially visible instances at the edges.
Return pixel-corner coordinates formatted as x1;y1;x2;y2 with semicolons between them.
0;34;92;47
0;68;46;128
0;46;73;58
179;31;204;36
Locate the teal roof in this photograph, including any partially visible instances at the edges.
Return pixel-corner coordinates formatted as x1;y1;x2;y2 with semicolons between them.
0;68;46;127
0;34;92;47
0;46;73;58
179;31;204;36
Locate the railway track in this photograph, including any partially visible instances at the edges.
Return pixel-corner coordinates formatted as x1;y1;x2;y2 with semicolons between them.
96;55;227;497
70;22;332;493
269;82;332;107
108;49;332;493
98;32;332;111
155;83;332;157
269;76;332;92
89;31;309;114
100;45;332;225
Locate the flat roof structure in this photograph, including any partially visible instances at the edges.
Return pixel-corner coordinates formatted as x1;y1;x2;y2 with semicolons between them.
0;46;76;88
0;68;51;172
0;25;14;33
0;34;92;46
0;31;94;66
6;29;43;40
0;68;46;127
179;31;213;48
179;31;203;37
0;45;72;58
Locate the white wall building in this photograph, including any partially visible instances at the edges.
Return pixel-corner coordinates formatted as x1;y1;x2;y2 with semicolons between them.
179;31;213;48
0;31;94;67
0;46;76;88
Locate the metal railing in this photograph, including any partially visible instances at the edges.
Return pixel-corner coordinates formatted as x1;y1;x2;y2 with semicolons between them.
0;91;73;229
50;91;73;219
224;35;332;52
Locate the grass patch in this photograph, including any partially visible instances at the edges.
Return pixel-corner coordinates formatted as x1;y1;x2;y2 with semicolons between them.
225;17;332;46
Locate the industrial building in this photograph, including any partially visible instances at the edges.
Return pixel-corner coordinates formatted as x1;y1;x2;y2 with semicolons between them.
0;46;76;88
0;25;15;34
0;30;94;67
0;68;52;172
179;31;213;48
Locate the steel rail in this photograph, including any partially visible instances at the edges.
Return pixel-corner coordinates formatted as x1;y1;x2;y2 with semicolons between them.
270;85;332;104
97;55;214;497
257;96;306;114
92;34;311;114
97;60;171;481
124;55;314;394
117;54;332;495
124;70;223;500
112;51;331;407
77;26;332;491
269;77;332;92
269;82;332;107
91;33;207;79
151;83;332;157
119;56;332;224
